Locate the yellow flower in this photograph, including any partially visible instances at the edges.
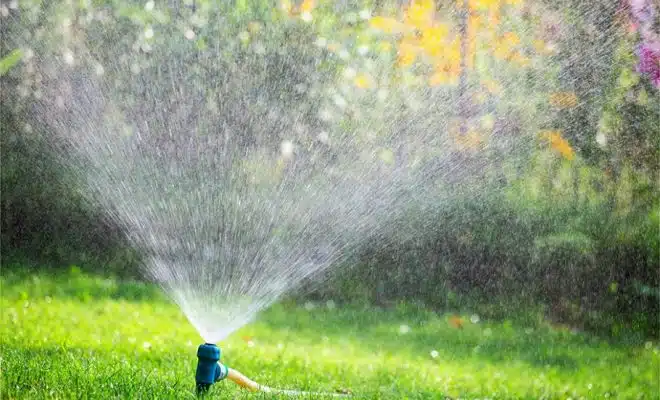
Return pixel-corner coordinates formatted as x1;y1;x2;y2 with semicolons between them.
438;38;461;64
420;25;450;57
430;58;460;85
494;31;520;59
542;130;575;160
370;16;407;34
398;41;418;67
354;74;373;89
404;0;435;30
300;0;315;13
549;91;579;108
433;38;462;77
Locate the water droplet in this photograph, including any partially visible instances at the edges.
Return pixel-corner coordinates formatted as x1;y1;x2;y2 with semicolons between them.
281;140;295;159
317;131;329;144
376;88;388;102
253;43;266;54
184;29;196;40
143;341;152;350
332;94;347;109
63;49;75;65
144;26;154;39
342;67;356;79
144;0;154;11
587;383;593;390
398;324;410;334
301;12;313;22
359;9;371;20
430;350;439;358
470;314;480;324
357;45;369;56
319;109;333;121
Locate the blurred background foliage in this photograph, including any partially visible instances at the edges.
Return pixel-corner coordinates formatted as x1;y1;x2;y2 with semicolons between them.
1;0;658;338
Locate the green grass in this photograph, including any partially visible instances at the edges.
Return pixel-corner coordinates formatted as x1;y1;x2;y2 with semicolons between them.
1;269;658;399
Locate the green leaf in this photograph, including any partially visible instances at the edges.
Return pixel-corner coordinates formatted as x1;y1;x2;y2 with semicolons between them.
0;49;23;76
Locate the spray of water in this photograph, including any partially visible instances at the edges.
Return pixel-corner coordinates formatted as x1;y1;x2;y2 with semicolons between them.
40;52;447;342
8;0;616;343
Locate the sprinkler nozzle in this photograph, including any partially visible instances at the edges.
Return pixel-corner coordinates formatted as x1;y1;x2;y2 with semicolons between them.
195;343;229;395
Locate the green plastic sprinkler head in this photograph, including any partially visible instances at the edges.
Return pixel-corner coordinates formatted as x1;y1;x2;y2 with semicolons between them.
195;343;229;395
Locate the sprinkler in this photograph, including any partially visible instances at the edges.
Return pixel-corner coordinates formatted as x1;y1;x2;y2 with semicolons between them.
195;343;261;395
195;342;348;397
195;343;228;394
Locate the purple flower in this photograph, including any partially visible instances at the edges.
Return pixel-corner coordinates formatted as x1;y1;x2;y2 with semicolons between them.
636;43;660;88
629;0;655;23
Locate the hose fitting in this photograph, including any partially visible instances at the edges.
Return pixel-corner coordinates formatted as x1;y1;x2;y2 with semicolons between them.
195;343;229;395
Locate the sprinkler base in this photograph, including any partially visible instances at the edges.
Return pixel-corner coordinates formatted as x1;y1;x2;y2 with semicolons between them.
195;343;228;395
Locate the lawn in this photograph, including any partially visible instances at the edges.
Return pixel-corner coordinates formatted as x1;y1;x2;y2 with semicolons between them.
1;268;657;399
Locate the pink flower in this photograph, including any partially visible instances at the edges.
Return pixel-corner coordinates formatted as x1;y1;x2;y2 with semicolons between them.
636;43;660;88
628;0;654;24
